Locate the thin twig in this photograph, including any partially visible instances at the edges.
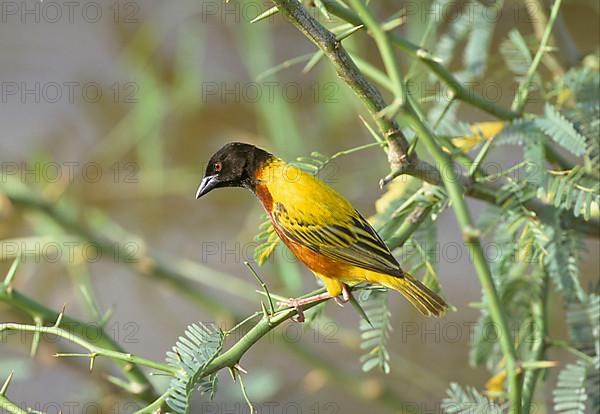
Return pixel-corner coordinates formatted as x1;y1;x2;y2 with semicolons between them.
512;0;564;112
269;0;416;176
319;0;518;120
244;261;275;315
0;323;176;374
267;2;524;408
0;286;158;402
521;271;549;413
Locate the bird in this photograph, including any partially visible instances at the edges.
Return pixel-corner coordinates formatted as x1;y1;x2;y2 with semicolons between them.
196;142;447;321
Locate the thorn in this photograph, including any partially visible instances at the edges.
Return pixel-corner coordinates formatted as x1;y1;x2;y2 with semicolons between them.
379;173;395;189
234;363;248;374
99;308;114;328
260;301;269;318
0;371;14;396
416;48;442;63
89;353;97;372
54;352;90;358
379;177;387;190
54;304;66;327
105;374;145;394
462;226;481;242
3;256;21;290
228;366;237;382
30;317;42;358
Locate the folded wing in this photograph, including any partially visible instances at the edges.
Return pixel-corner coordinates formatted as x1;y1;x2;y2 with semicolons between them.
271;201;403;277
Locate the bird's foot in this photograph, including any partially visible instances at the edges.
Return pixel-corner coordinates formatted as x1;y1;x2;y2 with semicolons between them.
279;298;305;322
334;284;351;307
279;291;336;322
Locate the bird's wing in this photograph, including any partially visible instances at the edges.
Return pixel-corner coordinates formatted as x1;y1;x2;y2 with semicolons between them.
271;201;403;277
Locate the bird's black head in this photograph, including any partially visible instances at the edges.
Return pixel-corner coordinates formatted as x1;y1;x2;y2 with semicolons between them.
196;142;272;199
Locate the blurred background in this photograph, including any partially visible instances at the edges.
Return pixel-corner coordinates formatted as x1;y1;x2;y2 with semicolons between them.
0;0;598;412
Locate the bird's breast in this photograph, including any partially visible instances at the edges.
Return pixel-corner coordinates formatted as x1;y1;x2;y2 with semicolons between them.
253;158;355;220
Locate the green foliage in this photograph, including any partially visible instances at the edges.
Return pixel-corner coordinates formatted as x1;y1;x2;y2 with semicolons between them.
541;167;599;221
553;363;589;414
462;3;497;78
442;383;504;413
552;64;600;107
165;323;225;414
426;1;501;135
293;151;336;176
500;30;534;80
569;103;600;169
432;5;473;71
561;294;600;413
535;104;587;157
1;0;599;412
566;293;600;357
358;288;391;374
470;208;544;369
411;217;442;293
542;221;587;302
494;117;598;221
254;213;281;265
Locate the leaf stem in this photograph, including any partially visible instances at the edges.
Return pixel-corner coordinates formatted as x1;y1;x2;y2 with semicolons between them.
512;0;563;112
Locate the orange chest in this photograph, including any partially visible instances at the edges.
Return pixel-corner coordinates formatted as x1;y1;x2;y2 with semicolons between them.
273;221;347;276
255;184;348;277
254;183;273;212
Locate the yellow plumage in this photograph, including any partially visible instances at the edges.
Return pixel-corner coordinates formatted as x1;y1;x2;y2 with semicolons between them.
255;158;447;317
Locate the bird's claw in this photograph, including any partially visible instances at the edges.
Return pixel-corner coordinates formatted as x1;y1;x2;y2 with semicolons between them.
279;298;305;323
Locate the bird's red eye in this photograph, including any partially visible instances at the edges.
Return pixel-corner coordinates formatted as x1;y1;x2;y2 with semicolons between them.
214;162;222;172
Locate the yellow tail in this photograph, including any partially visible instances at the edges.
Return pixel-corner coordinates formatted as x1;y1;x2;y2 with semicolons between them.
377;272;448;317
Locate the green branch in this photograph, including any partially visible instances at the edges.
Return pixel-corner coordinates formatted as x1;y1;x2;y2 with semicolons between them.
521;273;549;413
0;395;27;414
347;0;404;106
269;0;428;179
188;286;411;414
0;182;433;412
0;372;27;414
349;52;599;237
1;180;251;320
0;322;175;375
407;113;523;412
319;0;518;120
265;0;525;408
0;286;158;402
512;0;564;112
330;1;522;410
133;391;170;414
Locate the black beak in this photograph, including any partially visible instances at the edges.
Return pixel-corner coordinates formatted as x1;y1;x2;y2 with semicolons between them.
196;174;219;199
